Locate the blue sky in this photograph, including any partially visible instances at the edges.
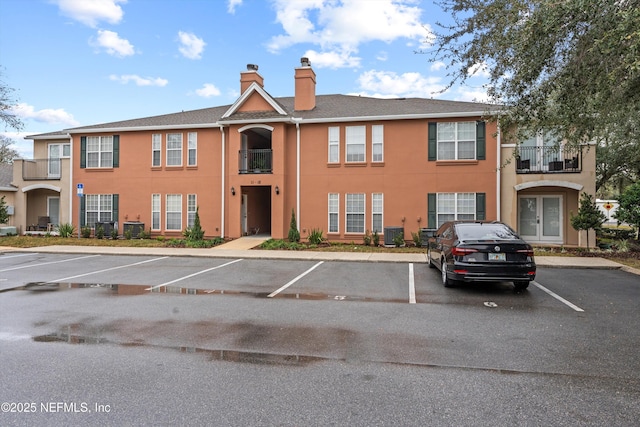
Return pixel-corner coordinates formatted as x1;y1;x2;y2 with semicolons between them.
0;0;490;158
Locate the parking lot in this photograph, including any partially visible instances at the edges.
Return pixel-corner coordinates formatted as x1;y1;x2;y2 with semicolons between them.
1;251;639;425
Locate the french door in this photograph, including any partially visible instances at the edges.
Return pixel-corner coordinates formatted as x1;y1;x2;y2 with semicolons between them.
518;195;563;243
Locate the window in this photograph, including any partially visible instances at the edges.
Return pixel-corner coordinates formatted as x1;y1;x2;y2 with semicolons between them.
152;134;161;167
187;194;197;227
188;132;197;166
346;193;365;233
85;194;113;227
166;133;182;166
166;194;182;230
62;143;70;157
372;193;383;233
86;136;113;168
437;122;476;160
328;193;339;233
346;126;365;162
151;194;161;230
328;127;340;163
372;125;383;162
436;193;476;227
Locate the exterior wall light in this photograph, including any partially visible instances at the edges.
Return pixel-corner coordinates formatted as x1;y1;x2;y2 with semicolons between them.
231;187;236;196
275;185;280;195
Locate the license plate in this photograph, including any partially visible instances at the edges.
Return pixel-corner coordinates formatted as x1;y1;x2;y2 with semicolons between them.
488;253;506;261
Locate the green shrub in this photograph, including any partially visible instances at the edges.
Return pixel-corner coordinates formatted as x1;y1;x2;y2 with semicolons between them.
372;230;380;247
259;238;305;250
124;229;132;240
95;225;105;239
393;231;405;247
110;228;119;239
138;229;151;239
308;228;325;245
288;209;300;243
183;207;204;241
81;226;91;238
411;231;421;247
363;230;371;246
57;223;75;238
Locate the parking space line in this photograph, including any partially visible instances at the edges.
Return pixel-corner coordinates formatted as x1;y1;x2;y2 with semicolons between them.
52;257;169;283
409;263;416;304
0;253;38;260
532;281;585;312
268;261;324;298
146;258;244;290
0;255;100;273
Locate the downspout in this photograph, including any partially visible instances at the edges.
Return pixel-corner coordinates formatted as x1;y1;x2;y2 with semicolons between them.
220;126;225;238
496;122;501;222
69;134;74;226
295;119;301;232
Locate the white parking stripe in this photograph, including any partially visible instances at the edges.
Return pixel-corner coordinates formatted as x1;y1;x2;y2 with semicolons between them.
146;258;243;290
409;263;416;304
52;257;169;283
268;261;324;298
0;255;100;273
0;253;38;260
532;281;585;312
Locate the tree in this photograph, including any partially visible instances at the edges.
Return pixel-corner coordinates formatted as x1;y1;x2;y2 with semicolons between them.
0;196;8;224
183;206;205;241
287;209;300;243
427;0;640;149
1;69;23;131
0;135;19;164
613;182;640;239
570;192;606;249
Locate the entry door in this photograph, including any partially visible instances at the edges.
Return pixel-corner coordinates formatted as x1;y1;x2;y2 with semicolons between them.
48;197;60;227
518;195;563;243
241;193;248;235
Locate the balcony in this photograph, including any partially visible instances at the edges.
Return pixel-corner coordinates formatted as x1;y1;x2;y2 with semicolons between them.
515;145;582;174
239;149;272;174
21;159;62;180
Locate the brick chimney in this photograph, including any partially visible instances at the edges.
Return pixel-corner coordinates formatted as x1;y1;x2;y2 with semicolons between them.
294;57;316;111
240;63;264;94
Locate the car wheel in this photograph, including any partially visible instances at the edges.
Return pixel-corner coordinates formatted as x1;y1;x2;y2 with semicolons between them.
428;248;435;268
441;259;454;287
513;281;529;290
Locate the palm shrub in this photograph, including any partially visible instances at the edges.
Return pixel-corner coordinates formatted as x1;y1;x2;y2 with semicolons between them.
308;228;324;245
57;223;75;238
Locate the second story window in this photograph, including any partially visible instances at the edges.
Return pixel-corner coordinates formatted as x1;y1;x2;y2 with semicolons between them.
187;132;197;166
328;127;340;163
372;125;384;162
86;136;113;168
346;126;365;162
166;133;182;166
437;122;475;160
152;134;161;167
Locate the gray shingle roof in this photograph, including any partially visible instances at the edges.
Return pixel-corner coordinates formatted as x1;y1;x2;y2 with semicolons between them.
0;163;16;189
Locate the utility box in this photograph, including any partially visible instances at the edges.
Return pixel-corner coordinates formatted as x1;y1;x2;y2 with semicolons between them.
123;221;144;238
95;221;115;237
383;226;404;247
420;228;436;247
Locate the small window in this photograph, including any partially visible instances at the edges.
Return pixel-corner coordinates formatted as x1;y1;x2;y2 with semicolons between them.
152;134;161;167
372;125;383;162
328;193;339;233
187;194;197;227
151;194;161;230
328;127;340;163
372;193;383;233
188;132;197;166
166;133;182;166
62;144;71;157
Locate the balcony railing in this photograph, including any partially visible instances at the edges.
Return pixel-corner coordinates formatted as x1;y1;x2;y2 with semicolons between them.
21;159;62;180
515;145;582;174
239;149;272;174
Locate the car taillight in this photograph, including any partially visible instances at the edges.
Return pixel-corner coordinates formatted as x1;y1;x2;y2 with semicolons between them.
517;249;534;257
452;247;478;256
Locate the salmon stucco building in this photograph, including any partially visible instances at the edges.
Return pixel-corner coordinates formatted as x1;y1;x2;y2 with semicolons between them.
12;58;595;247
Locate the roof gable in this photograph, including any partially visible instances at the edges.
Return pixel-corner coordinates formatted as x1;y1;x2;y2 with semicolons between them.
221;82;287;119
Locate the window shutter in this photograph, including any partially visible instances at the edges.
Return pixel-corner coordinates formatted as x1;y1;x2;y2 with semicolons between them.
113;135;120;167
476;121;486;160
428;122;437;161
476;193;486;220
428;193;436;228
80;196;86;227
112;194;119;223
80;136;87;169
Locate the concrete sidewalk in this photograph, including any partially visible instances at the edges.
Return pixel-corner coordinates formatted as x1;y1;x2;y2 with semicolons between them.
1;236;637;274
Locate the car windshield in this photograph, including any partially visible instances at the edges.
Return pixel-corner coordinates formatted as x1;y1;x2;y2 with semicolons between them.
455;223;519;241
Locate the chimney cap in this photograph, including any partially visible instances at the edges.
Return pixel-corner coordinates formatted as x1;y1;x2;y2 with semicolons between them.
300;57;311;67
246;64;259;71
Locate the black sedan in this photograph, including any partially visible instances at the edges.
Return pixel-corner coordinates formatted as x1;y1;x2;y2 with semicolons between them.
427;221;536;290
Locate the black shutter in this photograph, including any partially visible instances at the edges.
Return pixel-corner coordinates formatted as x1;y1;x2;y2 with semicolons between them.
476;193;486;220
112;194;119;223
80;136;87;168
428;122;437;161
476;121;486;160
113;135;119;167
428;193;436;228
80;196;86;227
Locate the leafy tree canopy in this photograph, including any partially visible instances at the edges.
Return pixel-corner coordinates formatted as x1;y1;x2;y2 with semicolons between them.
0;135;19;164
1;69;23;131
428;0;640;147
613;182;640;237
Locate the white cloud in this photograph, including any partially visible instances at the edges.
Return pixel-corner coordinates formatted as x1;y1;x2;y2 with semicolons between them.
1;132;33;159
195;83;221;98
376;51;389;62
357;70;445;98
430;61;445;71
109;75;168;86
11;103;79;127
91;29;135;57
178;31;206;60
227;0;243;14
302;49;361;69
54;0;126;28
267;0;431;68
467;62;491;78
452;87;491;103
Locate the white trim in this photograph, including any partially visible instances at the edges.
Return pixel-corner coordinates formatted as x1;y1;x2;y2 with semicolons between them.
295;111;494;124
296;121;301;232
514;180;583;192
63;124;223;134
22;184;62;193
221;82;288;119
238;124;274;133
496;122;501;221
220;127;225;238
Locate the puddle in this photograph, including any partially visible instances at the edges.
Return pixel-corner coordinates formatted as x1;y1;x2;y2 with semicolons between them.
6;282;405;303
32;332;332;366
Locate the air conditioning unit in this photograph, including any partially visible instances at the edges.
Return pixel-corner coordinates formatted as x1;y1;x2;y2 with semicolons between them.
383;226;404;247
123;221;144;238
7;206;14;215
